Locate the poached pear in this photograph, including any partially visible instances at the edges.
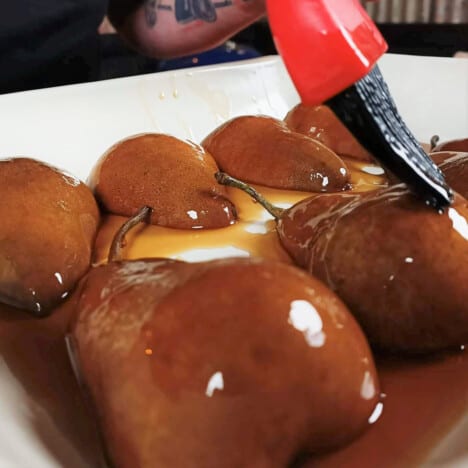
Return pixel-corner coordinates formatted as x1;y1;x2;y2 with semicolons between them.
89;134;237;229
432;137;468;153
431;151;468;199
67;252;379;467
217;173;468;353
202;115;349;192
0;158;99;316
284;104;374;162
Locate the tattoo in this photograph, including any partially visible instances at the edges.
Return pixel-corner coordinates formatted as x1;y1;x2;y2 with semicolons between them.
175;0;219;23
145;0;158;27
147;0;244;28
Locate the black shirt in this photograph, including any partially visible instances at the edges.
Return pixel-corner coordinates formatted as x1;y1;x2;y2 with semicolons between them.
0;0;108;94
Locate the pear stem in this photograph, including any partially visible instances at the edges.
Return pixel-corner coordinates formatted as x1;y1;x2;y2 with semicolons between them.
215;172;284;220
430;135;440;151
108;206;152;263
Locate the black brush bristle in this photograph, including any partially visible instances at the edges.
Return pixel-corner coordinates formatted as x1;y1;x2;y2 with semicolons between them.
326;65;453;210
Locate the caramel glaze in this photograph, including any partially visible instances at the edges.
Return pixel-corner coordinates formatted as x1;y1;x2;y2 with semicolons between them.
0;158;100;316
0;300;465;467
201;115;350;193
70;259;379;467
0;303;102;467
93;156;388;265
278;186;468;352
0;156;466;466
89;134;236;230
284;104;374;162
430;151;468;199
433;138;468;153
310;350;468;468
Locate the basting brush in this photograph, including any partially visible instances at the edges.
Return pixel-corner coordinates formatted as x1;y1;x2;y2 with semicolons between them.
267;0;453;209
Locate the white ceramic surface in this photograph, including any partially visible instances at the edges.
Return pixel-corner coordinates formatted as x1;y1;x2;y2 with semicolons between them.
0;54;466;467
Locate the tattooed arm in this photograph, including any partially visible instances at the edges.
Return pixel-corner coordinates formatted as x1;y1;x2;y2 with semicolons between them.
108;0;266;58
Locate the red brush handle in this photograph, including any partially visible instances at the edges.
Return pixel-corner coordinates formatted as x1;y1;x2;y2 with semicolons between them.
267;0;388;105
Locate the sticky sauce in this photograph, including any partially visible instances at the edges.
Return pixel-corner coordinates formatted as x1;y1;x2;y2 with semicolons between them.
0;305;466;467
93;157;388;265
311;351;468;467
93;184;300;265
0;157;465;466
0;304;102;467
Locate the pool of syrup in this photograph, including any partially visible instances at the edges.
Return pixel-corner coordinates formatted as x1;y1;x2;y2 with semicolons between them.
0;156;466;467
93;157;387;265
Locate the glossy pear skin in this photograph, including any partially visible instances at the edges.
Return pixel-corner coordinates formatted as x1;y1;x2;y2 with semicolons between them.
431;151;468;199
89;134;236;229
285;104;374;162
0;158;99;316
69;258;379;468
432;138;468;153
278;185;468;353
202;115;349;192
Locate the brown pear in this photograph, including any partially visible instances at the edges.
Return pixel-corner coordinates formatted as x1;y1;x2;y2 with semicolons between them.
202;115;349;192
66;255;379;467
432;137;468;153
285;104;374;162
0;158;99;316
217;173;468;353
89;134;236;229
431;151;468;199
279;188;468;353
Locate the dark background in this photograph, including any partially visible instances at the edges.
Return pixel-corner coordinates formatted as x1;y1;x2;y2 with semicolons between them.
234;22;468;57
101;21;468;80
